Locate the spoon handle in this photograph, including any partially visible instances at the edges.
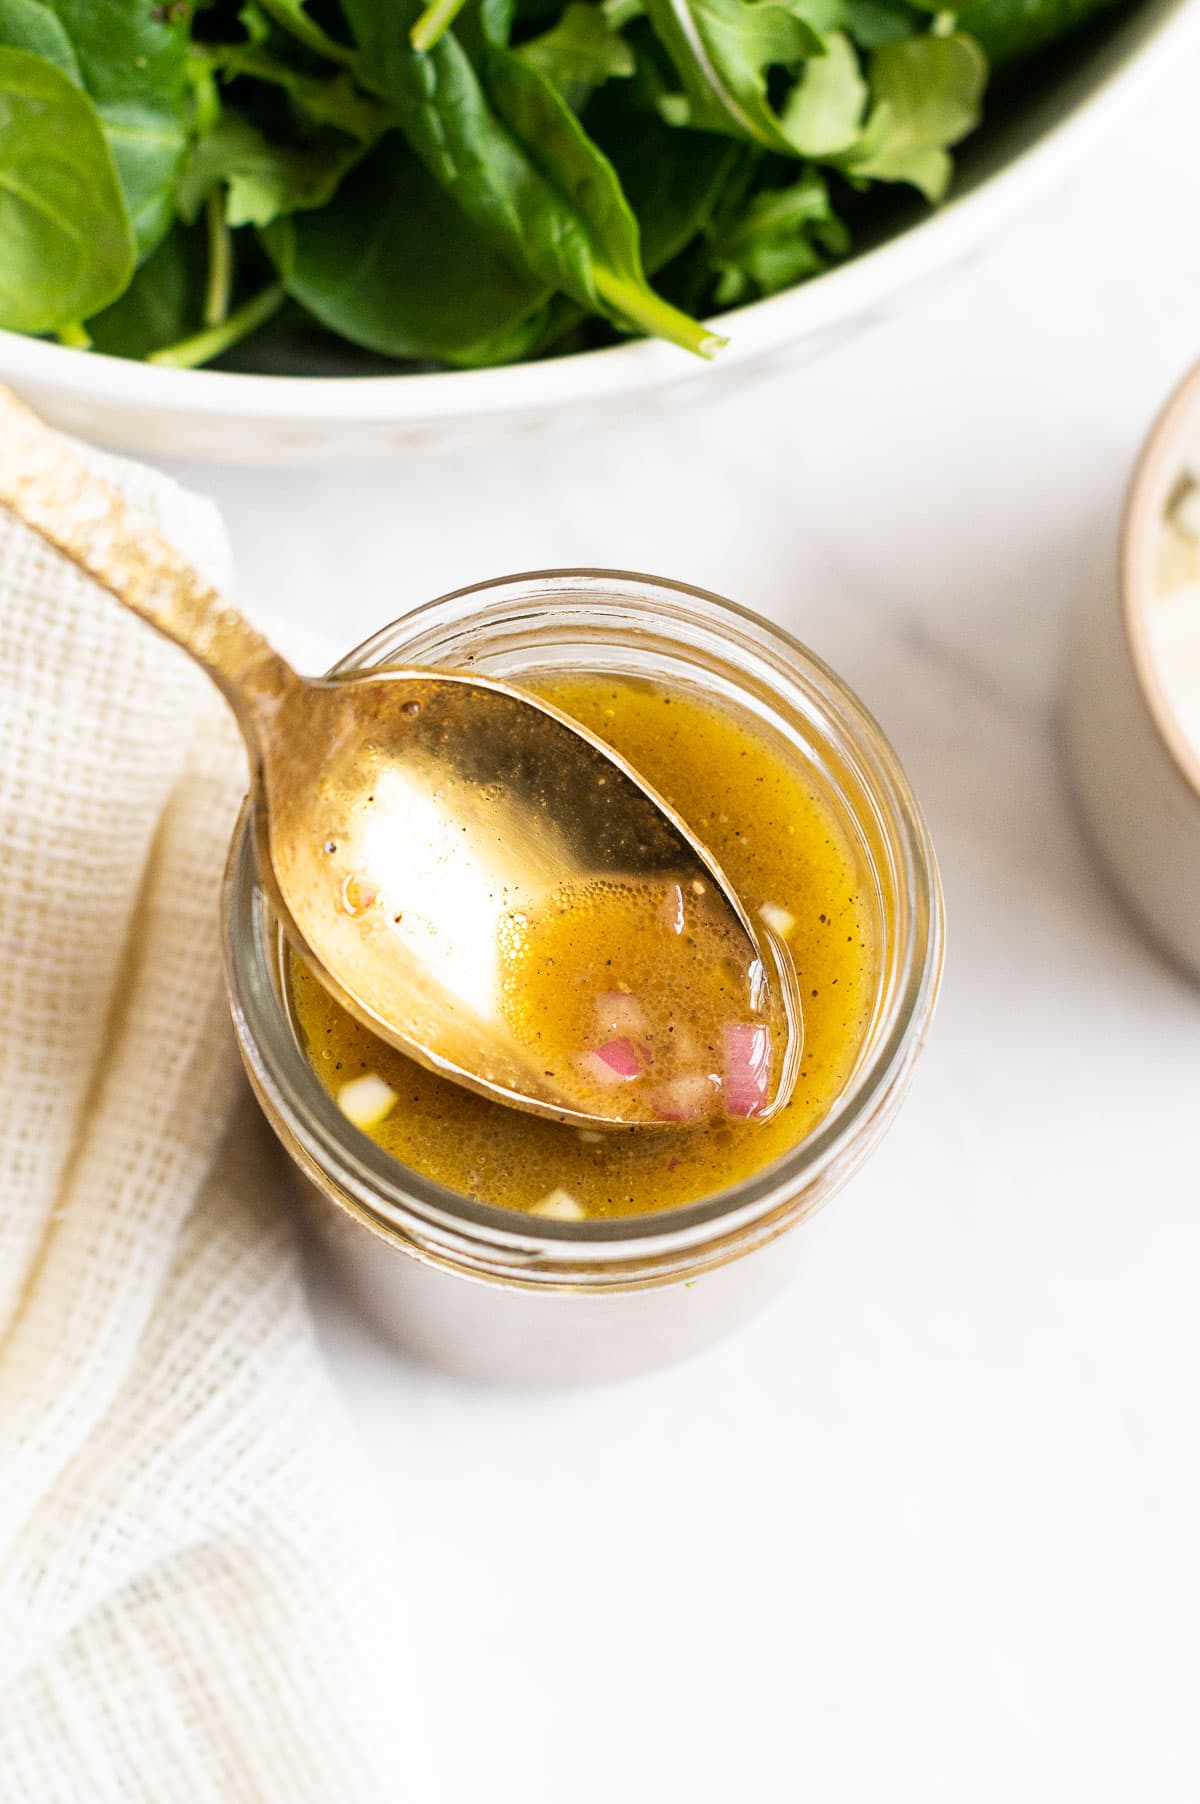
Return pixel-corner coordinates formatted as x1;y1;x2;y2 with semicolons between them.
0;384;292;734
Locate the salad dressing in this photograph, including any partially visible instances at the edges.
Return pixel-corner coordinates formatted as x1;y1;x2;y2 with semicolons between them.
497;867;791;1126
289;673;876;1218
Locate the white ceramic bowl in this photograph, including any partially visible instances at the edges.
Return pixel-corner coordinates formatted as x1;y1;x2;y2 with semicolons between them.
1;0;1195;466
1067;359;1200;982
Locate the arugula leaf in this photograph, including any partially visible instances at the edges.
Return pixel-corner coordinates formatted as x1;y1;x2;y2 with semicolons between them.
198;41;395;141
642;0;979;192
840;0;930;46
252;0;355;64
179;114;363;229
640;0;823;152
517;2;635;96
787;0;937;49
777;0;933;46
28;0;192;260
0;46;134;332
780;28;865;153
848;31;985;199
342;0;722;355
0;0;79;78
965;0;1126;66
781;0;850;30
265;133;549;359
710;164;848;301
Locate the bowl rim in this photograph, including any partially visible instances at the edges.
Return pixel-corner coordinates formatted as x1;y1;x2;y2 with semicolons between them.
0;0;1195;428
1121;357;1200;805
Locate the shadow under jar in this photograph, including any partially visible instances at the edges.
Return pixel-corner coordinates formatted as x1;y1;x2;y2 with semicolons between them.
223;571;944;1383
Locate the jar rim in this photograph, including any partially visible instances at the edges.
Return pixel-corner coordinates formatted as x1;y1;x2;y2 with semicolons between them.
224;569;944;1266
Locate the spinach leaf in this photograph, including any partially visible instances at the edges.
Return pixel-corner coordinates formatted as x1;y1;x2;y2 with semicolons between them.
264;133;550;359
586;74;743;270
87;218;205;359
410;0;474;52
30;0;192;259
487;36;721;346
179;113;363;229
0;46;134;332
342;2;591;304
440;301;559;367
342;0;721;354
640;0;823;152
467;0;521;51
146;281;285;368
516;1;635;96
0;0;79;78
475;79;742;363
848;31;985;199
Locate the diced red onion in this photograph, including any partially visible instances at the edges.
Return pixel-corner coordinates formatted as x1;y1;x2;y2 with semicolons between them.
649;1073;716;1121
723;1023;772;1118
595;990;648;1037
579;1037;648;1084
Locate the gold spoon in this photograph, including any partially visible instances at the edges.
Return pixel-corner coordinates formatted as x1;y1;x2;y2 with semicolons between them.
0;385;790;1127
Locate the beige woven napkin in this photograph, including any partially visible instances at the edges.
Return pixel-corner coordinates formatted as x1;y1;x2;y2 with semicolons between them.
0;447;391;1801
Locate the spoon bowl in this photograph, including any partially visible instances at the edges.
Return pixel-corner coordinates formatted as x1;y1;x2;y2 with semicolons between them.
256;663;778;1122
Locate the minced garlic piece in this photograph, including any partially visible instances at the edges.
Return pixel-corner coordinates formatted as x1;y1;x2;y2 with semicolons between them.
758;901;796;938
530;1188;585;1220
337;1072;398;1129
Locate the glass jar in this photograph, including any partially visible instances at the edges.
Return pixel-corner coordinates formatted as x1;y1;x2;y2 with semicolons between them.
223;571;944;1383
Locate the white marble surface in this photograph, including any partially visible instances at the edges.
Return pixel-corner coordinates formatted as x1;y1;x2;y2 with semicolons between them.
157;52;1200;1804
